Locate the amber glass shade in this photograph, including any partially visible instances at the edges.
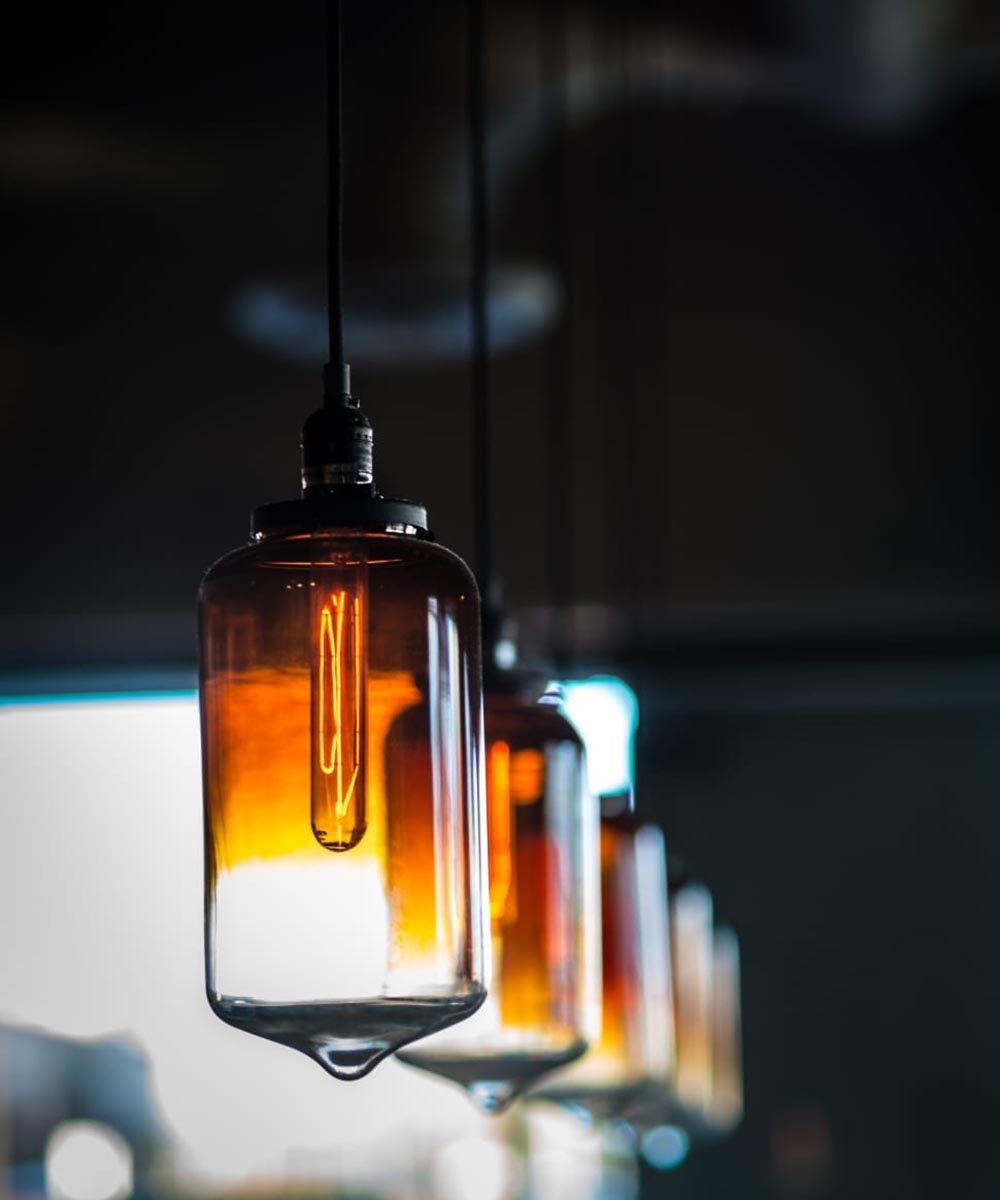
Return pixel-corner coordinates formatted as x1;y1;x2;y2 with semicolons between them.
397;684;601;1112
199;528;488;1081
531;819;672;1121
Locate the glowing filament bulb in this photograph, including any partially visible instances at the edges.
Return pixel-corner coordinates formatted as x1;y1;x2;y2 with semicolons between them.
312;584;367;851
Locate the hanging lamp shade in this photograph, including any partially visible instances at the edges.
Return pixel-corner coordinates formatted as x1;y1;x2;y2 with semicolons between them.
397;674;601;1111
199;388;489;1082
628;891;744;1149
530;816;673;1120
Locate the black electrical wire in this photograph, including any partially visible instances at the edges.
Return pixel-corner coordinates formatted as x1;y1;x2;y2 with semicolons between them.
540;0;573;666
468;0;493;595
326;0;346;406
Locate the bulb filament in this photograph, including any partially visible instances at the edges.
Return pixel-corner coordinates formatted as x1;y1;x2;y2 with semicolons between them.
312;586;367;851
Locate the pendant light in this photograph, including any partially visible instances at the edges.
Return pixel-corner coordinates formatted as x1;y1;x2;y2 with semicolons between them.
628;890;744;1151
398;674;600;1111
198;0;489;1082
532;815;674;1120
395;0;601;1113
706;924;744;1135
669;881;716;1124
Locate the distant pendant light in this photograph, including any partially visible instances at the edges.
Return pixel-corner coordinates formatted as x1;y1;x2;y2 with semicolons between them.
394;0;601;1112
198;0;488;1082
624;875;717;1141
532;816;674;1120
398;672;601;1111
707;924;744;1135
628;883;744;1149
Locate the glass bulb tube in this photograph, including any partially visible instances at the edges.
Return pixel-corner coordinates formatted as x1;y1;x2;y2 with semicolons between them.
200;527;488;1081
396;687;600;1113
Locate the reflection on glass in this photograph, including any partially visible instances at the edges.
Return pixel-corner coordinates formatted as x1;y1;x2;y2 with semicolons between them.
200;530;488;1081
530;819;672;1121
397;684;600;1112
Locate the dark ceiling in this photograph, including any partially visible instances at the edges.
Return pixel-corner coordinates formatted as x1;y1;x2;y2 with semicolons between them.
2;0;1000;677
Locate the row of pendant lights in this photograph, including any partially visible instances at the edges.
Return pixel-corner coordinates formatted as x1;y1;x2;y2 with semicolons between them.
196;0;742;1164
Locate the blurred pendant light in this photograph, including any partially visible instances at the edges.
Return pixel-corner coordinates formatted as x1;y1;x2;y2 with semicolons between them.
670;881;716;1125
706;924;744;1135
398;674;600;1111
627;876;723;1144
198;0;489;1082
396;0;601;1113
532;815;674;1121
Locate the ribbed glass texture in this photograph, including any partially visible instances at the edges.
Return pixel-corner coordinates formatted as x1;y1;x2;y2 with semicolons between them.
199;528;488;1081
398;686;601;1111
531;819;673;1120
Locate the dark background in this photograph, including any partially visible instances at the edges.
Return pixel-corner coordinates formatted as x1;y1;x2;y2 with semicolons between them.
3;2;1000;1197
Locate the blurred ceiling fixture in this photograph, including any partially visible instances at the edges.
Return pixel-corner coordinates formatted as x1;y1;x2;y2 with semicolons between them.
199;0;489;1082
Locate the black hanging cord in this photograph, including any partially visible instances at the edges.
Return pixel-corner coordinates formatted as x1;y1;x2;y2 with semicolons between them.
541;0;573;666
468;0;493;595
326;0;346;406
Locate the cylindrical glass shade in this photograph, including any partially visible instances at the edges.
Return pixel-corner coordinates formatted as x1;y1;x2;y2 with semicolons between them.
397;683;601;1112
706;924;743;1134
200;527;488;1080
531;819;672;1121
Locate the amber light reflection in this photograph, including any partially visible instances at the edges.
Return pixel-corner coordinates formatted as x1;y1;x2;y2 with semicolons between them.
532;816;670;1118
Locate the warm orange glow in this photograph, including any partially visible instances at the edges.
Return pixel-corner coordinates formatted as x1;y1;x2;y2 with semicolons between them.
671;884;714;1116
204;667;419;872
594;822;638;1063
396;689;594;1109
199;529;488;1079
510;749;545;805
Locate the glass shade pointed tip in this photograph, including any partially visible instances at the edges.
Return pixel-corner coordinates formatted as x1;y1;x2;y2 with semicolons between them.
468;1080;520;1115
